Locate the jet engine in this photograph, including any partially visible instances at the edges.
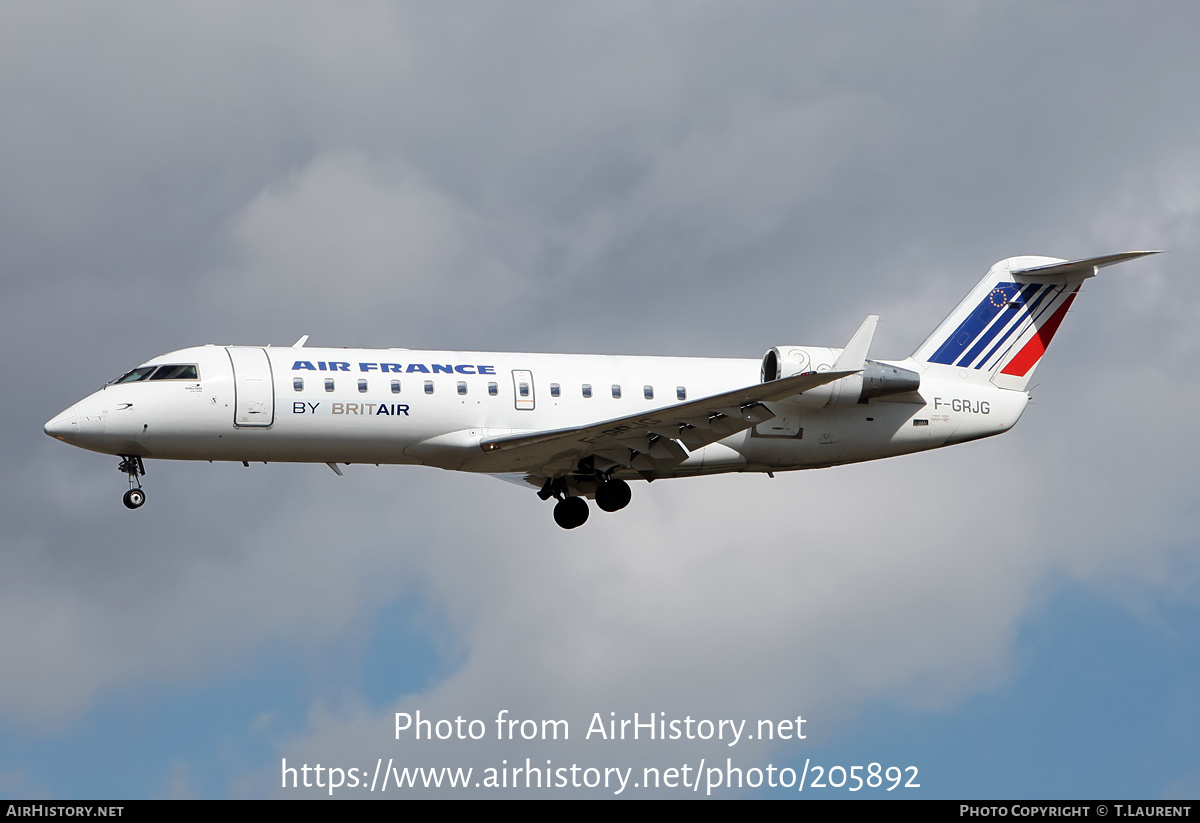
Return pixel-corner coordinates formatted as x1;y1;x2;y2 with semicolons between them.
761;346;920;407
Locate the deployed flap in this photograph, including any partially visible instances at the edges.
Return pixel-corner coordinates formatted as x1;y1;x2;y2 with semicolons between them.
486;472;546;490
833;315;878;370
479;368;857;470
1011;251;1160;281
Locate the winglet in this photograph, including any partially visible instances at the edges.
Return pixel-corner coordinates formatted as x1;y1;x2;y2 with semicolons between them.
833;315;878;370
292;335;310;348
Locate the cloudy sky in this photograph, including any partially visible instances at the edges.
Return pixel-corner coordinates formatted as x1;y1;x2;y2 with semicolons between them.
4;1;1199;798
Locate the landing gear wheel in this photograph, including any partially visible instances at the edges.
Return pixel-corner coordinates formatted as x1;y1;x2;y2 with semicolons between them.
118;455;146;509
553;496;589;529
595;478;631;512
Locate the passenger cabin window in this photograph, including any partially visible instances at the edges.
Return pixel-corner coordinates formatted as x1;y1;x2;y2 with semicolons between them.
550;383;560;398
677;386;687;401
424;380;434;394
612;384;621;399
358;379;368;393
457;381;467;395
324;378;334;392
488;382;498;396
644;385;653;400
582;384;592;398
293;378;304;392
391;380;401;394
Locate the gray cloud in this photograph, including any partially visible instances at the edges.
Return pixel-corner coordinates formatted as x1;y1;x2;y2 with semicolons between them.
3;0;1198;797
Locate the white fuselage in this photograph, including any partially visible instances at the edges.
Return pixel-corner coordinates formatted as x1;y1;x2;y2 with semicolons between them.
43;252;1154;525
45;344;1028;480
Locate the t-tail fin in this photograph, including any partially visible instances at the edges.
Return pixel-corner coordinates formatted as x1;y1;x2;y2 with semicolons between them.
912;251;1159;391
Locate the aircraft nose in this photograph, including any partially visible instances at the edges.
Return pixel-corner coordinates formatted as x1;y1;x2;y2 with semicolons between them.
44;406;78;441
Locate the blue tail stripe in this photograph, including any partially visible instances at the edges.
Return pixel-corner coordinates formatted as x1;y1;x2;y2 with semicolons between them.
954;282;1041;367
961;282;1045;369
927;282;1021;365
976;283;1052;369
953;310;1012;367
984;286;1041;371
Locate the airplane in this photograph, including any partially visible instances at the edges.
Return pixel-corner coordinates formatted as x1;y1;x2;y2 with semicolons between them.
44;251;1157;529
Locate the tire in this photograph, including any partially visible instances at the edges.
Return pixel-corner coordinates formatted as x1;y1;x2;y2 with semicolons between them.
595;478;631;512
553;496;589;529
123;488;146;509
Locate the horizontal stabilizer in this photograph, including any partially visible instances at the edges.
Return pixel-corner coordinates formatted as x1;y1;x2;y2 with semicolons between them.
1011;251;1160;280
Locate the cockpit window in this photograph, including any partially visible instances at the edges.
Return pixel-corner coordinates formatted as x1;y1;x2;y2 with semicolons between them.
149;364;199;380
113;367;156;383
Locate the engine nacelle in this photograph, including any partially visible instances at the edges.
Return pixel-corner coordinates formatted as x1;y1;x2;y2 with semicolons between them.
760;346;823;382
761;346;920;407
858;360;921;402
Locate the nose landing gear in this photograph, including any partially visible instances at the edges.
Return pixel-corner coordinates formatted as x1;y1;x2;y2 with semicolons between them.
118;455;146;509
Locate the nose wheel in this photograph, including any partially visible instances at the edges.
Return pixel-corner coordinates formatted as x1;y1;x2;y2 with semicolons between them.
118;455;146;509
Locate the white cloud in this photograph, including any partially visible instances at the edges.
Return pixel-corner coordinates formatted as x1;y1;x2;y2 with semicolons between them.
223;151;523;339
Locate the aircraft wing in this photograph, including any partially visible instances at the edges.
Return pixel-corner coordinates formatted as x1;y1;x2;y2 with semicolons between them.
479;369;856;477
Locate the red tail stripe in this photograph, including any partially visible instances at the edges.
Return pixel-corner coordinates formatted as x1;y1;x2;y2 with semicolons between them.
999;287;1079;377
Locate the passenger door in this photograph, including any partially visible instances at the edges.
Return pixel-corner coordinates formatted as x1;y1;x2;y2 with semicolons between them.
227;347;276;427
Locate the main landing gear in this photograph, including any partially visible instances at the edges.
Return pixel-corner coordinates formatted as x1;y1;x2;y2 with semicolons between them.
118;455;146;509
553;496;589;529
595;478;632;512
542;476;632;529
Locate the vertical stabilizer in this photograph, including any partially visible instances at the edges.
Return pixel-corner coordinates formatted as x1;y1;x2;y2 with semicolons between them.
912;252;1158;391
